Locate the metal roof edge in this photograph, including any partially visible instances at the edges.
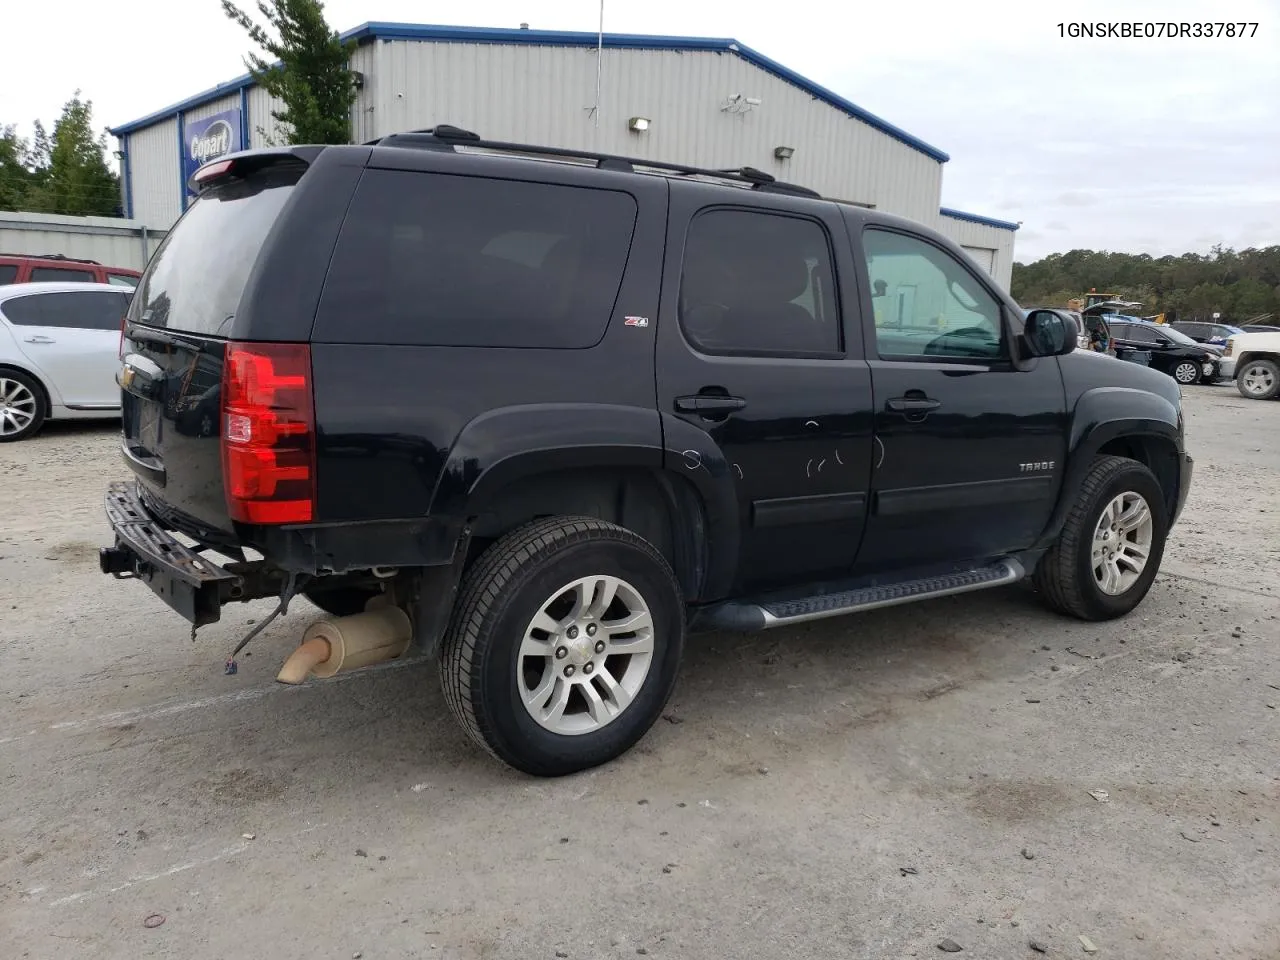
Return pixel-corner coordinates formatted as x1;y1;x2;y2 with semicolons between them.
940;207;1020;231
109;21;950;163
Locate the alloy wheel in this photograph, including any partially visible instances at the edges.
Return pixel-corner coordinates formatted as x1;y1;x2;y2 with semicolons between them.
0;377;38;437
1091;492;1154;595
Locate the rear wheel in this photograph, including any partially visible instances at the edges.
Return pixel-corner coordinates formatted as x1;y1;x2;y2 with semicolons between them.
1034;456;1167;621
1237;358;1280;400
0;371;46;442
440;516;684;777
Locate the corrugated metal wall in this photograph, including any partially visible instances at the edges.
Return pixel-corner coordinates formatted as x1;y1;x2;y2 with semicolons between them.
370;41;943;225
938;214;1016;292
125;118;181;229
0;211;166;271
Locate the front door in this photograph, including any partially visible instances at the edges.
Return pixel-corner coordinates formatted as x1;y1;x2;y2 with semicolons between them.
656;185;874;594
850;222;1068;573
3;289;130;407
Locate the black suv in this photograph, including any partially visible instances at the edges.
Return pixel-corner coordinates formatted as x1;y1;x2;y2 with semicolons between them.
100;128;1193;776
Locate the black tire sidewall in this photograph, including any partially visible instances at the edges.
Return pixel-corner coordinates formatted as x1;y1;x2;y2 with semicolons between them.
474;537;684;776
0;370;47;442
1071;464;1168;619
1237;359;1280;400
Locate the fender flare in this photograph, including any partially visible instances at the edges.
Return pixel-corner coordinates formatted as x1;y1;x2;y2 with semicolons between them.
1035;386;1181;549
428;403;740;600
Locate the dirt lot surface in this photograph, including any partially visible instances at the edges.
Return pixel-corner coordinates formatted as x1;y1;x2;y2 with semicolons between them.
2;385;1278;960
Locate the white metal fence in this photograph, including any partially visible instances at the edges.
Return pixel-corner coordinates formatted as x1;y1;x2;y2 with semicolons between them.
0;211;164;273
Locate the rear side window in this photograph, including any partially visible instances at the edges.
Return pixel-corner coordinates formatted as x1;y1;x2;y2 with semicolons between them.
131;163;302;334
107;273;138;288
0;265;17;285
2;291;130;330
314;170;638;349
30;266;95;283
680;209;840;356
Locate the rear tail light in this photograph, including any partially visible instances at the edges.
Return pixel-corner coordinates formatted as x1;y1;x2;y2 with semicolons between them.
221;342;316;524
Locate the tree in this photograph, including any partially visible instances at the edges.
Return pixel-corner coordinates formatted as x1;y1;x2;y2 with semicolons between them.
0;125;34;211
222;0;356;145
30;93;121;217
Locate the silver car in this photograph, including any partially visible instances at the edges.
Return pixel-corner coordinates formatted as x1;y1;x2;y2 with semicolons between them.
0;282;130;441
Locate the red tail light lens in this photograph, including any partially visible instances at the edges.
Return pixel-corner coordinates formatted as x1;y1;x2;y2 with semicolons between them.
221;342;316;524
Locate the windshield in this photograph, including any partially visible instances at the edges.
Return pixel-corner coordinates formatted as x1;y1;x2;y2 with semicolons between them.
130;163;302;335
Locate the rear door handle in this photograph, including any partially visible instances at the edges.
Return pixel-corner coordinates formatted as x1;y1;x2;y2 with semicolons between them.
886;396;941;413
675;395;747;415
24;335;56;344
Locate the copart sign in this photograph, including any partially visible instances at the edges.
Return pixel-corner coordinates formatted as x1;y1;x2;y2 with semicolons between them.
183;109;243;197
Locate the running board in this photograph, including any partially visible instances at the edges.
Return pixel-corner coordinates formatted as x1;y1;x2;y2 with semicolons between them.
692;559;1026;632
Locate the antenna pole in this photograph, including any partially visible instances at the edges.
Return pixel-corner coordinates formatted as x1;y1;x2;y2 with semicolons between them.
594;0;604;128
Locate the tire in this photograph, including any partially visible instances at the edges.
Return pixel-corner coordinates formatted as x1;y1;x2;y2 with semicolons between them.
303;585;381;618
440;516;684;777
1236;357;1280;400
0;370;47;442
1172;360;1199;385
1033;455;1168;621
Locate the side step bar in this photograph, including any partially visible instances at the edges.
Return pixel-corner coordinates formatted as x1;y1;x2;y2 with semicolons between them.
693;559;1026;632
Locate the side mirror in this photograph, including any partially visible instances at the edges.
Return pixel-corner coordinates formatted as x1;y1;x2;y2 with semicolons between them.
1022;309;1078;357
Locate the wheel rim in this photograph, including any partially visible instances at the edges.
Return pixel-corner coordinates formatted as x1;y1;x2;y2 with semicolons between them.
1174;362;1198;384
0;377;37;436
1092;492;1154;596
517;575;655;736
1240;363;1275;396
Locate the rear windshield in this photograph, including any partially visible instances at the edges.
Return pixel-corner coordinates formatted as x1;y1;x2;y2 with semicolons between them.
313;170;638;349
130;164;302;335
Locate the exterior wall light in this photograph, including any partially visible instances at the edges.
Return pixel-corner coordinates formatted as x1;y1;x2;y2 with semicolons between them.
774;146;795;160
628;117;650;132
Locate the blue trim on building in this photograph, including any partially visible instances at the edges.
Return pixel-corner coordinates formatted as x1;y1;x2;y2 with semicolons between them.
109;21;949;163
939;207;1020;231
239;87;250;148
176;110;187;212
121;135;133;219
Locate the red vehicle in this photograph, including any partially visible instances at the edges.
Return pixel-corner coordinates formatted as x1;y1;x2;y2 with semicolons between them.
0;253;140;288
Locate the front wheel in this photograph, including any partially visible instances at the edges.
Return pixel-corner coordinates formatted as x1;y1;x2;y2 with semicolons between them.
1172;360;1200;385
440;517;685;777
1237;358;1280;400
1034;456;1168;621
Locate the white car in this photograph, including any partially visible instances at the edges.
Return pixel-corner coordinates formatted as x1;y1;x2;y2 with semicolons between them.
1222;330;1280;400
0;282;131;441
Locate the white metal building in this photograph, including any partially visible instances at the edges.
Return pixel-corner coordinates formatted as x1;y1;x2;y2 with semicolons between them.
109;21;1017;288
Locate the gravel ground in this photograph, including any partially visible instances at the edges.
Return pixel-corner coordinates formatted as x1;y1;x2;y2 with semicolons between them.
2;384;1277;960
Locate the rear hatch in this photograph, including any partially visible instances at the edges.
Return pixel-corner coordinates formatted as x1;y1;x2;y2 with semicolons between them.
120;158;311;540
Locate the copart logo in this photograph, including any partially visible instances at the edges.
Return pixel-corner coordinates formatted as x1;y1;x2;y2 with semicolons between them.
191;120;233;164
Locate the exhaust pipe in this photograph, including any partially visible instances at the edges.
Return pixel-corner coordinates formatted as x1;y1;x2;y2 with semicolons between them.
276;606;412;684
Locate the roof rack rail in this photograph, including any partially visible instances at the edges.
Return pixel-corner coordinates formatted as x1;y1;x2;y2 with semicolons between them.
372;125;822;199
0;252;101;265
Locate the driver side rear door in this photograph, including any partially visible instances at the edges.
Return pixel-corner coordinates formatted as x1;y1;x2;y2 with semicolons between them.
848;219;1069;575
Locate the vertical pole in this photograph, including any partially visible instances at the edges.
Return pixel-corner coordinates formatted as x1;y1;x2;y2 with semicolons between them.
594;0;603;128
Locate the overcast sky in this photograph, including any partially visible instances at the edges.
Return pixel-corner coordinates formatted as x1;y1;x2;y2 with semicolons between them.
3;0;1277;261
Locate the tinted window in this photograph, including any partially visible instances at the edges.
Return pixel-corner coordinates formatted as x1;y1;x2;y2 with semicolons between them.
2;291;130;330
863;229;1004;360
315;170;638;349
30;266;95;283
107;273;138;288
132;163;303;334
680;209;839;355
1124;324;1162;345
0;265;17;285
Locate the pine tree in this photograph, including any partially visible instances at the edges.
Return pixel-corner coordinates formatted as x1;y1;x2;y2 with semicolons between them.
222;0;356;145
28;94;120;217
0;125;34;211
